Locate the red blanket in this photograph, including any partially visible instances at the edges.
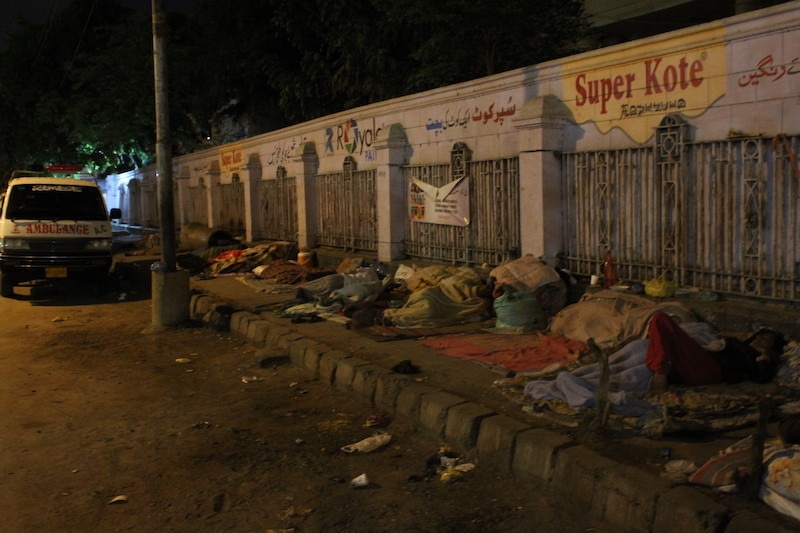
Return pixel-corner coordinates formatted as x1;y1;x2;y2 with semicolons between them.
418;332;590;372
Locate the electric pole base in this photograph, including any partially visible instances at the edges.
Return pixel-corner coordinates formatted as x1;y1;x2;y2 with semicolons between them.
151;270;190;327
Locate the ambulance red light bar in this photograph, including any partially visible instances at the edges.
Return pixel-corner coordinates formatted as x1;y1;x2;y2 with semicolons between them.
45;164;84;172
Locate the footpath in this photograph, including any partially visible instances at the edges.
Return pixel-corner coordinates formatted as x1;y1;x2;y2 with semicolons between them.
113;243;800;533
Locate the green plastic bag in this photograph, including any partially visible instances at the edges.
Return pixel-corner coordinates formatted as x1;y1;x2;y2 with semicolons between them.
493;290;547;330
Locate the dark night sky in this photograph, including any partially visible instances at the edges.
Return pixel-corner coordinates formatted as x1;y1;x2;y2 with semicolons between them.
0;0;198;46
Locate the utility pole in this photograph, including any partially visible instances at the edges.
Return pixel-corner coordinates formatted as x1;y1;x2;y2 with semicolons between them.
150;0;189;327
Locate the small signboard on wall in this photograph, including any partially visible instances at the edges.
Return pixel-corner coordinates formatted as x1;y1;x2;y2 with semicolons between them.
409;177;470;226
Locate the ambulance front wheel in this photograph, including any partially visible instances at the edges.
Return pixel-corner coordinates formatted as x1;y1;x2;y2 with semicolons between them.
0;269;15;298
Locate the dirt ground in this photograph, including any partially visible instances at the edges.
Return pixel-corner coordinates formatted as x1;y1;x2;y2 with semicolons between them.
0;279;595;533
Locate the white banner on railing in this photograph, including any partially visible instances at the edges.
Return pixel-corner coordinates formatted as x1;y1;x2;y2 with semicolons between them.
408;177;470;226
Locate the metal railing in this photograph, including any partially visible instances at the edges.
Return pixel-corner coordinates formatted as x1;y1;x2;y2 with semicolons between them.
561;125;800;301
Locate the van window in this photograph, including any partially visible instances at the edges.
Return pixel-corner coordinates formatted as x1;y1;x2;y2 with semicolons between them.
6;184;108;221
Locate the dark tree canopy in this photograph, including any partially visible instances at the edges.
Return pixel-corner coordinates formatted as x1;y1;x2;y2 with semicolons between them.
0;0;587;183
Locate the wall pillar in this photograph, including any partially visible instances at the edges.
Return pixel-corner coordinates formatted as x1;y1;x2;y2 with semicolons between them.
242;153;262;242
205;162;221;228
174;165;190;227
373;124;410;261
294;142;319;250
513;95;572;267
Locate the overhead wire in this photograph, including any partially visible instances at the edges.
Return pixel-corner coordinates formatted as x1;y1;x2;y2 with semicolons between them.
60;0;98;89
30;0;62;69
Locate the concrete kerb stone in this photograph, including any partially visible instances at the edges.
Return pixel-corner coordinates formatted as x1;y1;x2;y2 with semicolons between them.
333;356;372;391
191;295;223;320
230;311;256;335
374;373;415;415
245;319;271;347
302;347;328;379
475;414;531;474
593;460;671;529
443;402;495;452
234;312;260;337
547;444;675;529
264;324;294;348
350;364;388;403
288;338;319;368
189;293;204;319
724;510;798;533
318;350;353;386
651;485;730;533
395;382;440;430
274;331;305;352
548;445;618;519
418;391;467;439
511;427;573;484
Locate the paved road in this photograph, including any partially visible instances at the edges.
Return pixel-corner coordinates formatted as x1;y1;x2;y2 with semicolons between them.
0;278;596;532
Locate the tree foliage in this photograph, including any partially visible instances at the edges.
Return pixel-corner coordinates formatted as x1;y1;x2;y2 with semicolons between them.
0;0;588;182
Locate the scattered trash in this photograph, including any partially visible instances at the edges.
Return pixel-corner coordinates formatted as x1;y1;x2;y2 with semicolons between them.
291;314;323;324
52;317;65;322
664;459;698;474
364;414;390;428
341;431;391;453
241;376;262;383
118;292;127;301
108;495;128;504
175;358;191;364
662;459;700;483
350;473;370;488
422;445;475;482
392;360;420;374
278;504;313;520
439;467;463;484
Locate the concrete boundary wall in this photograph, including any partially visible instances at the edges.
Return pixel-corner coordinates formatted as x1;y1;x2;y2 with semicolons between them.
189;293;798;532
106;2;800;270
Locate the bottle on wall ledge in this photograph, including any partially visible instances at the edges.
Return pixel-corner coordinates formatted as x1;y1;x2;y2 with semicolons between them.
603;249;619;288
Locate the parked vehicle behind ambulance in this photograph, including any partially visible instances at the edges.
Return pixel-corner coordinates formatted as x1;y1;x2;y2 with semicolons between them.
0;173;121;297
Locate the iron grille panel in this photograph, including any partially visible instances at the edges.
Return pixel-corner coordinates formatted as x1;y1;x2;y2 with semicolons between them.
257;168;298;242
561;132;800;301
403;157;520;266
315;164;377;252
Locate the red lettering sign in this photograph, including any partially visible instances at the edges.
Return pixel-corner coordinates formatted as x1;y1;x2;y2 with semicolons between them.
575;55;705;114
25;224;90;235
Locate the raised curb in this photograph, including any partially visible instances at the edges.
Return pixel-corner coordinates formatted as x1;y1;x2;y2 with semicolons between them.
475;414;531;473
188;292;794;532
444;402;495;451
512;427;572;483
652;485;729;533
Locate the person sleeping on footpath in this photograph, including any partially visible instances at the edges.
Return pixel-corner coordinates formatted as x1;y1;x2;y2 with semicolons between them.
524;312;783;416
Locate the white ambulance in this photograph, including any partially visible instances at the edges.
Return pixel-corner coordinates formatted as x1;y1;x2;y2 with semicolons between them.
0;170;121;297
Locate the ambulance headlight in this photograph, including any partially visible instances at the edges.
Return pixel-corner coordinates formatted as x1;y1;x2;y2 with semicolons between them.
0;238;31;251
85;239;112;251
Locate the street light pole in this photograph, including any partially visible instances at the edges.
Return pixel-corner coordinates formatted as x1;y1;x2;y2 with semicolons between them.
150;0;189;327
152;0;176;272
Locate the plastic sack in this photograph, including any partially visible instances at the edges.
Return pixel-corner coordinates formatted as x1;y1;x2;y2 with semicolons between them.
644;278;678;298
493;290;547;330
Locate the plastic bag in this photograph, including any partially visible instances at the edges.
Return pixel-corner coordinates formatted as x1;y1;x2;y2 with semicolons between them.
644;278;678;298
493;290;547;330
